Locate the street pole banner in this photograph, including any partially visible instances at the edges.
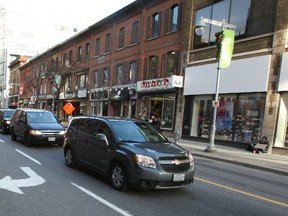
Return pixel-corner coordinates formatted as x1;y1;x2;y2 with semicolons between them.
220;29;235;69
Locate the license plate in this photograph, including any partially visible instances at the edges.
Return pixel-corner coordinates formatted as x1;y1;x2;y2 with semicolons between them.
173;174;185;182
48;137;56;141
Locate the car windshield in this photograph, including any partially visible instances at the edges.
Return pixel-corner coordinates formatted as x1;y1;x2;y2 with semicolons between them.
110;121;168;143
3;110;14;118
27;112;57;123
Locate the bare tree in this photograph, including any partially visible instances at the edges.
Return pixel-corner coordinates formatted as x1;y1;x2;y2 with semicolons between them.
41;54;82;117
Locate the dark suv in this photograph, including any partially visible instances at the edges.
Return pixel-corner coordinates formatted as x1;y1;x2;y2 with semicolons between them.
0;109;15;134
10;108;65;147
63;116;195;191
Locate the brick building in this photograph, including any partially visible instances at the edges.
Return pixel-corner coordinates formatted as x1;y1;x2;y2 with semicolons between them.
18;0;185;137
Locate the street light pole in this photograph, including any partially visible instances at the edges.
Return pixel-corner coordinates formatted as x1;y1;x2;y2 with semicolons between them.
194;16;236;152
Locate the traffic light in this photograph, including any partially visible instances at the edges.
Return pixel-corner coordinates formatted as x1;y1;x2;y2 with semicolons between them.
215;31;224;60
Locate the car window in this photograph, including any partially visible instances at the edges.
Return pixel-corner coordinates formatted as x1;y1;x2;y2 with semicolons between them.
110;121;168;143
4;111;14;118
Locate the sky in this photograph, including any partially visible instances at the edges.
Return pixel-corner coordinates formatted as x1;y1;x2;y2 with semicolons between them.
0;0;136;29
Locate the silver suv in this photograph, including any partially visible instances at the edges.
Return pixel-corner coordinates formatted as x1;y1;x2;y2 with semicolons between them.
63;116;195;191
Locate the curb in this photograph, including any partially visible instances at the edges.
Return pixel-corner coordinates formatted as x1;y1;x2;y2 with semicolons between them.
193;153;288;176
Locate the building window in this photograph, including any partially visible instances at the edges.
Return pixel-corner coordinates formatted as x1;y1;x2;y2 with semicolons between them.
94;70;101;88
69;50;73;65
145;56;158;79
105;33;111;53
85;43;90;59
78;46;82;62
77;73;87;88
119;27;125;48
131;21;139;44
129;61;138;84
63;53;66;66
194;0;274;49
115;64;124;85
166;51;178;77
152;13;160;38
95;38;100;56
103;68;109;87
168;5;180;32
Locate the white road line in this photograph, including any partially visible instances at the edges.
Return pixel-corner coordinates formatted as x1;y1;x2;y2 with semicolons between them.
0;139;5;143
15;149;41;165
71;182;133;216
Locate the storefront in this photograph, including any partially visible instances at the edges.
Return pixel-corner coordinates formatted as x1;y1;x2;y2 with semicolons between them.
183;55;270;144
90;88;109;116
275;52;288;148
109;86;137;118
137;75;183;131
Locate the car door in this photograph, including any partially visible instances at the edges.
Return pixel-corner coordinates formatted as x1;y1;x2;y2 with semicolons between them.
83;120;113;173
14;110;27;139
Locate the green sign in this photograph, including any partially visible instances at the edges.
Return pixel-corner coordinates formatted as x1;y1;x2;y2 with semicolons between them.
220;29;235;68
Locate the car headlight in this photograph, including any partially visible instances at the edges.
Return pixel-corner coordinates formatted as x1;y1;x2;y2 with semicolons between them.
188;153;194;166
59;131;65;135
6;120;10;124
29;130;42;135
134;154;156;169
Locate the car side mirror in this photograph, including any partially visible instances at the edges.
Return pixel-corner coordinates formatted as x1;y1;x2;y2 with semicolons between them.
96;133;109;146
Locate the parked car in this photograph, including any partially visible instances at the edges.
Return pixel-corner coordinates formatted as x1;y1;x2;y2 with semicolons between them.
63;116;195;191
0;109;15;134
10;108;65;147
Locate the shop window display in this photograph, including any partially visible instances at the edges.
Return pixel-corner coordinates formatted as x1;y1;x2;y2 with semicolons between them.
191;93;266;143
140;94;175;130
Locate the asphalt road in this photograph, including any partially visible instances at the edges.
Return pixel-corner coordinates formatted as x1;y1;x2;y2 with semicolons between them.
0;134;287;216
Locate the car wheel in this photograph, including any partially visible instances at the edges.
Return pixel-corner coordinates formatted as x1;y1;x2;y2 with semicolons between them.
24;135;32;147
110;163;128;191
0;125;4;134
11;128;17;141
64;147;76;168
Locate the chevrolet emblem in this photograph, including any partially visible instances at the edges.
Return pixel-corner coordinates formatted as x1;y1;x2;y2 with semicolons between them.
173;159;181;165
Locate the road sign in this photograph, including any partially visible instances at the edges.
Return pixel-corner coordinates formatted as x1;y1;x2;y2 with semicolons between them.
0;167;45;194
213;100;219;107
63;102;75;115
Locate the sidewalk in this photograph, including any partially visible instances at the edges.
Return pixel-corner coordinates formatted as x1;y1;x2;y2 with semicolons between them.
176;139;288;176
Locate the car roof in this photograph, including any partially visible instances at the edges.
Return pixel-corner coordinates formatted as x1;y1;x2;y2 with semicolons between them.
72;116;146;123
15;108;52;113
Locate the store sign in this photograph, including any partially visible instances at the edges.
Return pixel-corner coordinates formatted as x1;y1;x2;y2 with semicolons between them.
78;89;87;98
137;75;183;92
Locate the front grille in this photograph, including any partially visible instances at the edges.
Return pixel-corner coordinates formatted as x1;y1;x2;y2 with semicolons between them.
159;157;190;173
41;131;62;136
160;163;190;173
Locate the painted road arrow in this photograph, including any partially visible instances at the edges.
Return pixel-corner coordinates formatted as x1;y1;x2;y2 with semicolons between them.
0;167;45;194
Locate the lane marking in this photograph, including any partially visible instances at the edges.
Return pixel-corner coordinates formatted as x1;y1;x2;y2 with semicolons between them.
16;149;41;165
71;182;133;216
195;177;288;208
0;139;5;143
0;167;45;194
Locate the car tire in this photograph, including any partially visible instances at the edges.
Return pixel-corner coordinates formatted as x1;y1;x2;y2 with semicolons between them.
110;163;128;191
24;135;32;147
11;128;17;141
64;147;76;168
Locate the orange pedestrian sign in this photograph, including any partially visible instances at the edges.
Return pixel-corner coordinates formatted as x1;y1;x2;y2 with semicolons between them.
63;102;75;115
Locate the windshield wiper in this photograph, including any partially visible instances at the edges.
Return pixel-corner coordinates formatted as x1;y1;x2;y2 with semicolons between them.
119;139;140;143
